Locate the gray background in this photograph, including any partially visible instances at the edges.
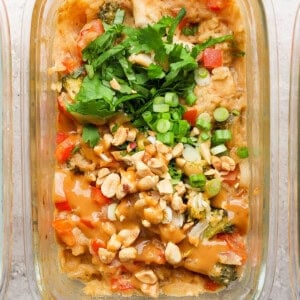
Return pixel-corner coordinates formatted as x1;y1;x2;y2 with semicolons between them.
4;0;299;299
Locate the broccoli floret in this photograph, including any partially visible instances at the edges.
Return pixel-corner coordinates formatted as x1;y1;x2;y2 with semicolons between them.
62;76;83;100
209;263;237;286
203;209;234;239
168;160;183;181
99;1;120;24
187;192;209;221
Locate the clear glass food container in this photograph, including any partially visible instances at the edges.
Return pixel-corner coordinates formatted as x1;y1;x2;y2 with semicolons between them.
289;5;300;300
21;0;279;299
0;0;12;298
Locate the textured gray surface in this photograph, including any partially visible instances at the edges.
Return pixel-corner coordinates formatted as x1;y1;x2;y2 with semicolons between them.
3;0;298;299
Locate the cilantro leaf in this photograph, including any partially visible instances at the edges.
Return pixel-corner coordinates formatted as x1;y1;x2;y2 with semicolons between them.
92;44;125;70
67;99;116;118
75;74;115;103
167;7;186;43
82;24;123;63
147;64;165;79
82;124;100;147
137;26;168;66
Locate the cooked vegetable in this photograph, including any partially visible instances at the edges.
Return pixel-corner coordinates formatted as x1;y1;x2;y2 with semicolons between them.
203;48;223;69
209;263;237;286
237;146;249;158
98;1;120;24
203;209;234;239
189;174;207;189
62;76;83;100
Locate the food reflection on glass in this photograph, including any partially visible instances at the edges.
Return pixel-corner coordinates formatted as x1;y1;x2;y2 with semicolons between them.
51;0;249;297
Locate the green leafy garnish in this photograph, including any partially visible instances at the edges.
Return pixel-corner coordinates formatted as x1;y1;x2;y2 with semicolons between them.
82;124;100;147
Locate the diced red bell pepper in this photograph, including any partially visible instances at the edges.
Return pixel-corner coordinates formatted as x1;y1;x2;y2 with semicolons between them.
183;109;198;126
55;201;72;212
91;186;111;206
56;132;69;145
203;48;223;69
178;17;189;31
52;219;75;246
77;19;104;53
204;278;220;291
206;0;228;12
55;137;76;164
91;239;106;254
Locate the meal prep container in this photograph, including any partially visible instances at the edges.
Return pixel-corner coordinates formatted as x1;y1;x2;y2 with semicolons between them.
0;0;12;298
289;5;300;300
21;0;279;299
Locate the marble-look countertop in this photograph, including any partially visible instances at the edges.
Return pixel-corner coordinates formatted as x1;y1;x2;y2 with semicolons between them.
4;0;299;299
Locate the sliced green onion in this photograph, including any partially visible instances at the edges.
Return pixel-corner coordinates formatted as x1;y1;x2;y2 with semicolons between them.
212;129;232;145
200;132;210;141
194;67;210;86
180;137;188;143
153;103;170;113
185;90;197;105
176;120;190;137
210;144;227;155
232;109;240;116
213;107;230;122
156;119;171;133
237;146;249;158
189;174;206;189
153;96;165;104
205;179;221;198
142;111;152;123
171;111;180;120
196;118;211;131
157;132;174;145
160;112;171;120
113;9;125;24
165;92;179;107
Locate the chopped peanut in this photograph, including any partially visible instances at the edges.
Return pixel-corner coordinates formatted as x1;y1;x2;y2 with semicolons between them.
118;226;140;247
101;173;120;198
98;248;116;264
135;269;158;284
119;247;138;262
157;179;173;194
165;242;182;265
107;234;122;252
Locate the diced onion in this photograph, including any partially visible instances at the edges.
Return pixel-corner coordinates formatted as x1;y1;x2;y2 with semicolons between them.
183;144;201;162
107;203;117;221
147;136;156;144
188;220;209;239
239;159;250;187
172;212;185;228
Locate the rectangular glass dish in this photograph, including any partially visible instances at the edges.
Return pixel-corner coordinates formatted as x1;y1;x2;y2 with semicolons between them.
0;0;12;298
289;5;300;300
21;0;279;299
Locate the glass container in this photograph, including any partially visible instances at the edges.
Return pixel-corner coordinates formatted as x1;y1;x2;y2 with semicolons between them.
0;0;13;298
289;5;300;300
21;0;279;299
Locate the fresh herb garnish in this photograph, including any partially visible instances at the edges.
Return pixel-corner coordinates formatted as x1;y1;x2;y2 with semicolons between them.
82;124;100;147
